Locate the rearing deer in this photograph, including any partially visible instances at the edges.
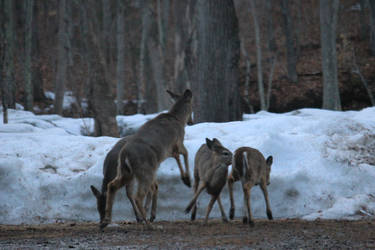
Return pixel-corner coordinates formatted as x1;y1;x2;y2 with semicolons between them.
228;147;273;226
185;138;232;224
101;89;193;229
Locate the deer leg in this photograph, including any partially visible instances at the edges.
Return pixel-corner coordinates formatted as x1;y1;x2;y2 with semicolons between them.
228;176;236;220
185;182;206;214
190;176;199;221
242;183;254;226
260;182;273;220
134;180;151;224
204;195;217;224
101;175;127;229
217;194;228;223
150;182;158;222
173;148;191;188
125;180;142;223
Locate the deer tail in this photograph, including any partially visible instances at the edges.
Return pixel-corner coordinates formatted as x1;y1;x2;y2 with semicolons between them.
117;147;133;176
242;151;249;178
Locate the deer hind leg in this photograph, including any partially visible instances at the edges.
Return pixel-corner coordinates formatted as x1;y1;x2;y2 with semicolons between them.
216;194;228;223
149;182;158;222
134;179;152;224
260;182;273;220
204;195;217;224
101;175;127;229
242;182;254;226
185;181;206;214
125;180;142;223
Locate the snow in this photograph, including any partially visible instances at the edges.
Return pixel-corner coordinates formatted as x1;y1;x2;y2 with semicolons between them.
1;107;375;225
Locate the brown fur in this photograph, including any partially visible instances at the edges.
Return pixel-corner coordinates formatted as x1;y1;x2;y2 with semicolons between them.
185;138;233;224
101;89;193;229
228;147;273;226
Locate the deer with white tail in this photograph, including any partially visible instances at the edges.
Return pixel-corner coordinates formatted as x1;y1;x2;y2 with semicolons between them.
228;147;273;226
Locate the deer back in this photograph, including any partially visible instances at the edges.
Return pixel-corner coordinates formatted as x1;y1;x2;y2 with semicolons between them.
195;138;232;195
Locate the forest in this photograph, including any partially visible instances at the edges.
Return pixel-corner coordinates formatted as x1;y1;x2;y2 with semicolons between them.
1;0;375;137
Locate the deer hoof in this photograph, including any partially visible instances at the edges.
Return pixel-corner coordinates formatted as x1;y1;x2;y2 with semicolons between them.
222;217;228;223
249;220;255;227
100;218;111;230
182;176;191;187
149;215;155;223
229;208;235;220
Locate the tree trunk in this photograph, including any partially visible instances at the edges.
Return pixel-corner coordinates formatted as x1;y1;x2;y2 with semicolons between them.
281;0;298;83
138;0;152;113
32;1;46;102
54;0;69;115
249;0;266;111
24;0;34;111
4;0;15;109
369;0;375;55
359;0;369;41
116;0;126;115
1;0;8;123
193;0;242;123
320;0;341;110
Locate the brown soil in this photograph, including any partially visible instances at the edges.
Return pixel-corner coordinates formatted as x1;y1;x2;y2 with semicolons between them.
1;219;375;249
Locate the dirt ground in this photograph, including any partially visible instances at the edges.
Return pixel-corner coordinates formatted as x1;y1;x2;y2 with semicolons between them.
1;218;375;249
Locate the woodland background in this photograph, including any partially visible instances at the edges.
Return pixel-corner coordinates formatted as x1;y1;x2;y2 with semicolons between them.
1;0;375;137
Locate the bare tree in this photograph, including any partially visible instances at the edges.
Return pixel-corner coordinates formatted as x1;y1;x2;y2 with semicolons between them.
369;0;375;55
249;0;266;111
193;0;242;122
24;0;34;111
116;0;126;115
320;0;341;110
280;0;298;83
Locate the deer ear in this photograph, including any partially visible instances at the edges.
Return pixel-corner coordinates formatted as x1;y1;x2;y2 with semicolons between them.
266;156;273;166
212;138;221;146
206;138;213;150
90;185;101;199
166;90;180;100
183;89;192;99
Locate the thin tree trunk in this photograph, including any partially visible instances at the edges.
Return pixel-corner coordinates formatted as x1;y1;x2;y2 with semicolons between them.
360;0;369;41
54;0;69;115
281;0;298;83
249;0;266;110
320;0;341;110
240;38;254;113
24;0;34;111
4;0;15;109
369;0;375;55
116;0;126;115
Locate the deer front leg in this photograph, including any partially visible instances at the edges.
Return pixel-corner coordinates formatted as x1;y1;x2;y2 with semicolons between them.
190;177;199;221
217;195;228;223
228;175;236;220
101;175;127;229
260;182;273;220
204;195;217;224
177;145;191;187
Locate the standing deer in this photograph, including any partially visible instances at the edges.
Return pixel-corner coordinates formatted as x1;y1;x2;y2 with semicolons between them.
185;138;233;224
90;136;158;224
100;89;193;229
228;147;273;226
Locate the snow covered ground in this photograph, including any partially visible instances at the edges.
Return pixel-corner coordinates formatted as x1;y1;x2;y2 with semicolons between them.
1;107;375;225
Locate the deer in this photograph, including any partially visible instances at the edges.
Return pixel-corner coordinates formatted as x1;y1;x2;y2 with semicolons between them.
90;136;158;224
185;138;233;224
227;147;273;226
100;89;193;229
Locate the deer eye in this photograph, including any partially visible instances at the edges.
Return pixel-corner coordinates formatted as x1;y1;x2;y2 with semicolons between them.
223;151;230;156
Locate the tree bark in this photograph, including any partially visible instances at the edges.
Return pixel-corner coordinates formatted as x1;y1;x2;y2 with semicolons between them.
116;0;126;115
281;0;298;83
24;0;34;111
320;0;341;110
193;0;242;123
369;0;375;55
54;0;69;115
249;0;266;111
4;0;15;110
